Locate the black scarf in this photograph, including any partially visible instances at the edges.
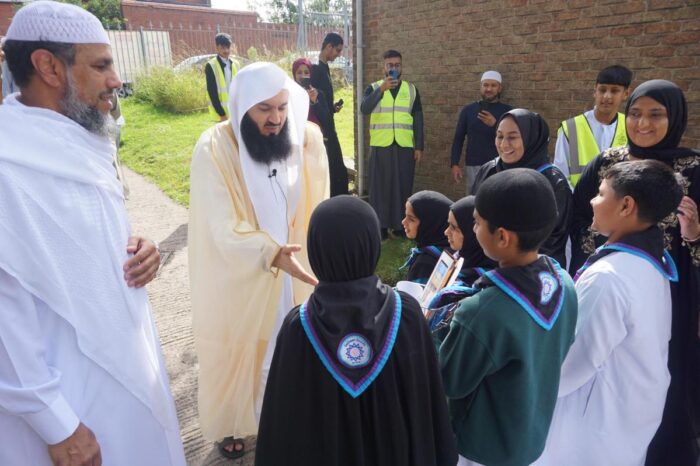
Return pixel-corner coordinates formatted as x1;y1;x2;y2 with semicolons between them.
407;190;452;249
303;196;401;398
449;196;497;277
476;256;566;331
625;80;700;162
495;108;551;171
574;226;678;283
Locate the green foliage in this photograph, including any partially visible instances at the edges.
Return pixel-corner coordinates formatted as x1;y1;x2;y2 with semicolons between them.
133;66;208;114
268;0;297;24
376;238;412;286
247;46;259;61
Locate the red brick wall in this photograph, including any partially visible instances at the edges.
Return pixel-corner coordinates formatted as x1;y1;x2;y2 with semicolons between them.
0;3;20;36
135;0;211;6
121;0;299;58
359;0;700;199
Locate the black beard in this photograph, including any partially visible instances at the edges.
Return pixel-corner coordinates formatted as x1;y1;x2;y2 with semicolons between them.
240;113;292;165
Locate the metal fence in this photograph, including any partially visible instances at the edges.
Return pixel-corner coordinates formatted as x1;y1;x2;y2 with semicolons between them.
107;7;353;87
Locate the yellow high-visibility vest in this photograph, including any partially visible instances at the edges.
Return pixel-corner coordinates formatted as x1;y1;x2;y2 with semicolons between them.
369;80;416;148
207;56;237;120
562;112;627;186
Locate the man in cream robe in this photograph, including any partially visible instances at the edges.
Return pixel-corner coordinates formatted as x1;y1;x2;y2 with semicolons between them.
0;2;186;465
188;62;329;446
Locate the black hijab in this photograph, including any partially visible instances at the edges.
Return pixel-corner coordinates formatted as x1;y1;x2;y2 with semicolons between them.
496;108;551;171
450;196;497;269
305;196;397;390
625;79;700;161
407;190;452;249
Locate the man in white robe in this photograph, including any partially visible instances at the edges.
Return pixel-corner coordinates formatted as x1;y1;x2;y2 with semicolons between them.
0;2;186;465
188;62;329;457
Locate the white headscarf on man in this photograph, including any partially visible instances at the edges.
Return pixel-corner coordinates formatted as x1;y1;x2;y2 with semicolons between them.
228;62;310;246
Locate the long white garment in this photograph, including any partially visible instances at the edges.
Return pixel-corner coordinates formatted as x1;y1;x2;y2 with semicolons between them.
553;109;620;179
0;95;184;464
0;270;185;466
533;252;671;466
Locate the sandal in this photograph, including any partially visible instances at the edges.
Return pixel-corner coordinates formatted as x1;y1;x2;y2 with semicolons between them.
218;436;245;459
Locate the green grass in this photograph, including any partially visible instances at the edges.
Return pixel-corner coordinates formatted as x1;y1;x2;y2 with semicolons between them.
119;99;210;206
119;92;406;283
334;87;355;161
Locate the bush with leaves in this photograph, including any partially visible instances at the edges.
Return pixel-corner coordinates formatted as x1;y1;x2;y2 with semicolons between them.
133;66;208;114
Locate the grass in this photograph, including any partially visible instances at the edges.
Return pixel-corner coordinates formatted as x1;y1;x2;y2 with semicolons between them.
119;99;210;206
119;90;407;283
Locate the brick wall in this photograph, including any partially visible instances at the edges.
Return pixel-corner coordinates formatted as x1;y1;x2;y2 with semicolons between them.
0;2;20;36
359;0;700;199
135;0;211;7
121;0;300;58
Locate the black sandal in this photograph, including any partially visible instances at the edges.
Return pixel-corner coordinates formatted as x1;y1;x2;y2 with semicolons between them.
218;436;245;459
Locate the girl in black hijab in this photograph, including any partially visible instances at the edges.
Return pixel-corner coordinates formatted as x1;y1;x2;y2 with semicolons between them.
400;190;453;284
255;196;457;466
447;196;498;285
472;108;573;266
570;80;700;466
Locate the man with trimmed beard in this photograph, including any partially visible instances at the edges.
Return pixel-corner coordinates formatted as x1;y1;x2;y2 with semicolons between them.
188;62;329;460
450;71;512;195
0;2;186;465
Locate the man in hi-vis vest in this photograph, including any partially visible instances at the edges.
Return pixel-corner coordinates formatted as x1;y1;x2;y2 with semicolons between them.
553;65;632;187
361;49;424;240
205;33;237;121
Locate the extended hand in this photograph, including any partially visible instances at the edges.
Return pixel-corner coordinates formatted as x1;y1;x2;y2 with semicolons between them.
451;165;463;183
379;78;398;92
678;196;700;241
123;236;161;287
272;244;318;286
48;423;101;466
477;110;497;127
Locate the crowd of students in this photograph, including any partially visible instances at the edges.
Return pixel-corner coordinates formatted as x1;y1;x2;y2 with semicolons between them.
257;78;700;466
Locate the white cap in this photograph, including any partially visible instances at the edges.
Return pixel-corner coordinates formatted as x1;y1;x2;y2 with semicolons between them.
6;1;110;45
481;70;502;83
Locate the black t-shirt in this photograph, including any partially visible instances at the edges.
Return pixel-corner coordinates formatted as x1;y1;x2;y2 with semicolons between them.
451;101;513;166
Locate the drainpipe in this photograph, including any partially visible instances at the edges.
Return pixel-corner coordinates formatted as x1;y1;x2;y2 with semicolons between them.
355;0;365;196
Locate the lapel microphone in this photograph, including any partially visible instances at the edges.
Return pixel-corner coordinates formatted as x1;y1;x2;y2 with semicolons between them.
268;168;277;178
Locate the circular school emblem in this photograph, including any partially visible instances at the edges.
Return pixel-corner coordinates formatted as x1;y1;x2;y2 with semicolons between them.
337;334;372;369
539;271;559;305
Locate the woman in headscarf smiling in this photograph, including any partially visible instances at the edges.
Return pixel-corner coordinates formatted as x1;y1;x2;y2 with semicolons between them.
472;108;573;267
570;80;700;466
400;190;453;284
255;195;457;466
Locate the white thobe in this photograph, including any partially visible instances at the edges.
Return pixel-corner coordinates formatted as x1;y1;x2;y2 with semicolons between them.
533;252;671;466
0;270;185;466
553;109;621;180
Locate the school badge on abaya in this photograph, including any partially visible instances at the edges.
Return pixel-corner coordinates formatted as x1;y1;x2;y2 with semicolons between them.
538;271;558;305
338;334;372;368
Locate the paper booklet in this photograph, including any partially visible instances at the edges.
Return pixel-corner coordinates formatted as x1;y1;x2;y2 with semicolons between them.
420;250;463;312
396;251;464;314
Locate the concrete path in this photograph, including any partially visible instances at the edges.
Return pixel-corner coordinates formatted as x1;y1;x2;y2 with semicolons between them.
123;167;256;466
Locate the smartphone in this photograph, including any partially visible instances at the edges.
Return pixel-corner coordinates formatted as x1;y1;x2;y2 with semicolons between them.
300;77;312;90
478;100;490;113
388;69;399;80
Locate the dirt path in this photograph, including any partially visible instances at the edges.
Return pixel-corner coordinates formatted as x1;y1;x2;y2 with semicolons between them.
124;167;256;466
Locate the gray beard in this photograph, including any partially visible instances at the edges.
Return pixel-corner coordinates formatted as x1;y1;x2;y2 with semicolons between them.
59;71;116;138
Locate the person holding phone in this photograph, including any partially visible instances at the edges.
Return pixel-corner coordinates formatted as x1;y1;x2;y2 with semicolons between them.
293;58;332;137
450;71;512;194
311;33;348;196
361;49;424;241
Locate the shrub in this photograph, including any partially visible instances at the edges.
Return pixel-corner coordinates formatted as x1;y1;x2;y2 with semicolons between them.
133;66;208;114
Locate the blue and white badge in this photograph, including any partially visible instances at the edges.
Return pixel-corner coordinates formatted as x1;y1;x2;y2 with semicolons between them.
539;271;559;305
337;334;373;369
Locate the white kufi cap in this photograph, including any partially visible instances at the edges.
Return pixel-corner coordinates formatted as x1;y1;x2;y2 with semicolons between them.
6;0;110;45
481;70;502;83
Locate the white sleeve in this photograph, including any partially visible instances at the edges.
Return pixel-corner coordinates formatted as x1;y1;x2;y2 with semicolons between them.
553;126;571;180
0;267;80;445
557;269;629;397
